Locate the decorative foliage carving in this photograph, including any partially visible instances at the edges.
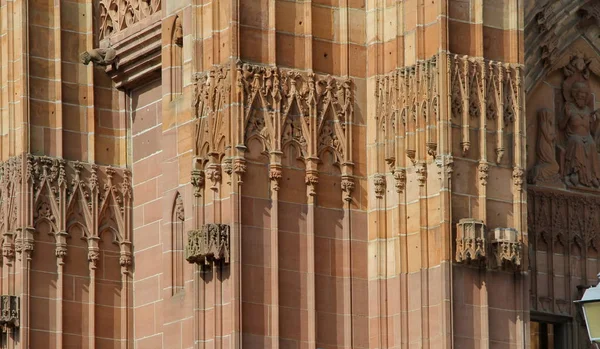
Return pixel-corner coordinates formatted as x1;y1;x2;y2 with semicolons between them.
269;165;282;192
455;218;486;263
373;174;386;199
185;224;230;266
341;175;355;202
478;161;489;186
98;0;161;40
190;169;205;197
489;227;522;270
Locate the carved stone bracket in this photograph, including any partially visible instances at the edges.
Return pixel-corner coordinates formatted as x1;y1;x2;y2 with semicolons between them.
455;218;486;263
489;227;522;270
0;295;19;330
185;224;230;267
373;174;386;199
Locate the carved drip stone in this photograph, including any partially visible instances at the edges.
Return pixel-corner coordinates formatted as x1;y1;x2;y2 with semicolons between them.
455;219;486;263
0;295;19;329
489;227;522;270
185;224;230;266
80;48;117;67
98;0;161;40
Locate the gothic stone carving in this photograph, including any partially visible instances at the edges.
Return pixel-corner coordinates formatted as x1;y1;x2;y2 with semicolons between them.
80;48;117;67
528;108;561;185
489;227;522;270
0;295;19;329
449;55;521;161
455;218;486;263
99;0;161;40
376;55;439;166
0;155;133;270
192;63;354;200
185;224;230;266
529;54;600;190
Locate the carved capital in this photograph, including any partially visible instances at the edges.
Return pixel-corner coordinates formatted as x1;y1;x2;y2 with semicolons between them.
269;165;282;192
373;174;386;198
305;171;319;197
393;169;406;193
478;160;489;186
341;175;355;202
416;163;427;187
191;169;205;197
206;164;222;191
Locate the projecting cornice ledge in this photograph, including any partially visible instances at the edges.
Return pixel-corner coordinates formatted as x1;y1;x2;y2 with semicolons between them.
102;13;163;90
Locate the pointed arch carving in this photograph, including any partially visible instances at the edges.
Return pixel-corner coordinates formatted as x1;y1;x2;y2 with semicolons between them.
172;191;185;294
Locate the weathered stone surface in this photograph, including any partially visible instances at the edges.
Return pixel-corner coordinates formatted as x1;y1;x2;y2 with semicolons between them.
185;224;230;266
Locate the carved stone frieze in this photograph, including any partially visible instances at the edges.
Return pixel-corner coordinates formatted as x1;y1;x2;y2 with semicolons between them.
0;155;133;270
98;0;161;40
376;55;439;165
192;62;354;200
455;219;486;263
450;55;521;160
185;224;230;266
489;227;522;270
0;295;19;329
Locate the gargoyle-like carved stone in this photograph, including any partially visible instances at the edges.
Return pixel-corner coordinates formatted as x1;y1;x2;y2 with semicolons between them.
0;295;19;329
489;227;521;270
185;224;230;266
80;48;117;67
455;218;486;263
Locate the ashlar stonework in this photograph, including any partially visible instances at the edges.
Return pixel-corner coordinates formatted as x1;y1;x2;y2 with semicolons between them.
1;0;600;348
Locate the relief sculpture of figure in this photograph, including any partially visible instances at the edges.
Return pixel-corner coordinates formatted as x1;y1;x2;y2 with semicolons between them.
559;81;600;187
529;108;561;184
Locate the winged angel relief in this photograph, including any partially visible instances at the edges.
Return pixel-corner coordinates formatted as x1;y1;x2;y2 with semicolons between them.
99;0;161;40
529;55;600;188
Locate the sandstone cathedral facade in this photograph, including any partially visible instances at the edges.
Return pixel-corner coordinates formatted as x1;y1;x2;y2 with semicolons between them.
0;0;599;348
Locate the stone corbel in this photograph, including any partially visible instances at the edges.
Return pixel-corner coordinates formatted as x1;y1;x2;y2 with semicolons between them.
120;240;133;273
15;227;34;261
489;227;522;270
373;173;386;199
191;169;205;197
0;295;19;330
455;219;486;263
87;237;101;270
2;232;15;262
55;231;68;265
185;224;231;267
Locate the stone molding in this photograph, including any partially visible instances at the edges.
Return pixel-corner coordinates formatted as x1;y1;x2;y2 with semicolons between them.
185;224;230;267
0;155;133;270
